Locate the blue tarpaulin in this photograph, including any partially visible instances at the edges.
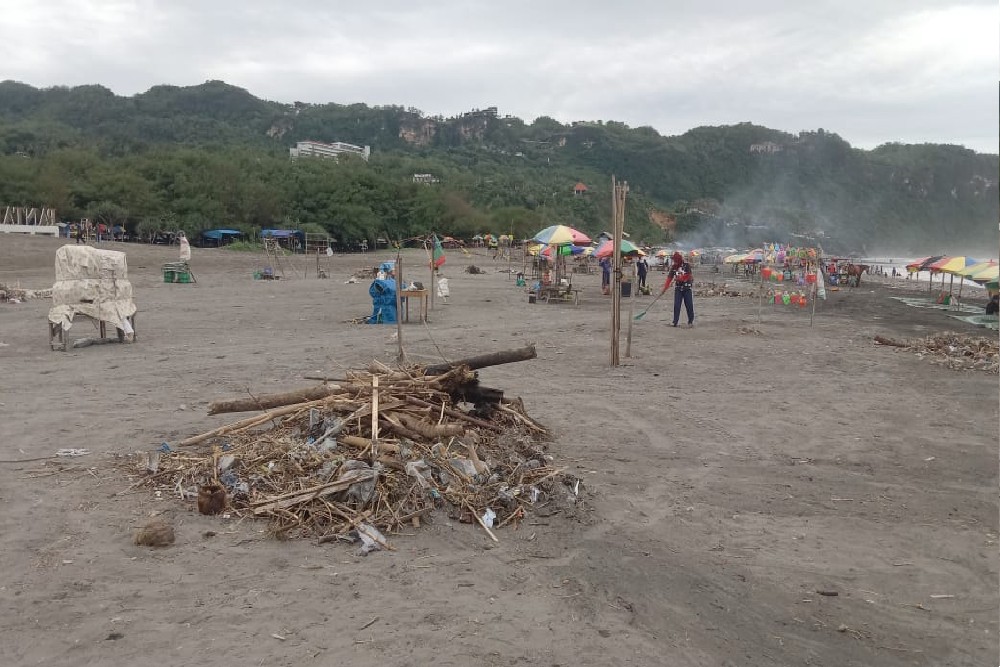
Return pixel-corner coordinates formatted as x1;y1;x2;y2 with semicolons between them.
262;229;305;241
368;279;397;324
202;229;242;241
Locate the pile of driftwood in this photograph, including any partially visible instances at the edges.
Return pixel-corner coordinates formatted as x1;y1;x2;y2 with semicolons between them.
874;333;999;373
129;345;570;546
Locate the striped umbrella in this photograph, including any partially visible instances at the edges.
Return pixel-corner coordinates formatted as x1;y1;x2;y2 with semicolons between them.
532;225;592;246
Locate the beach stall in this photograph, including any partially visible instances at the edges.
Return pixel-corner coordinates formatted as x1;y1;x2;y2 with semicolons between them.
531;225;591;304
48;245;137;351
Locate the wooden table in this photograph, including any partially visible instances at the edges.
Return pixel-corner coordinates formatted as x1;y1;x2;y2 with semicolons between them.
399;289;429;323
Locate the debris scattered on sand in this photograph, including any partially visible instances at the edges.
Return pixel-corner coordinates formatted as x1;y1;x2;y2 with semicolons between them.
134;518;176;547
124;349;572;544
736;326;762;336
0;283;52;302
465;265;486;275
874;333;999;373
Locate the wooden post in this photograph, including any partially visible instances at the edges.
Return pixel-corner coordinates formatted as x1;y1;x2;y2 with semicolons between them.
625;259;636;358
610;176;621;366
757;280;763;324
426;238;435;311
507;222;513;281
810;280;817;327
395;252;405;363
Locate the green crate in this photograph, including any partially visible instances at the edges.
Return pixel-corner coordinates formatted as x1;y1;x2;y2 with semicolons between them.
176;271;191;283
163;270;175;283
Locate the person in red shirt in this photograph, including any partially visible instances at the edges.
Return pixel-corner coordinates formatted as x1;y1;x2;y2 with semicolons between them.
660;251;695;327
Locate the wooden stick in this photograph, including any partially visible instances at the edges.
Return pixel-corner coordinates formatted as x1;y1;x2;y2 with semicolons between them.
395;252;405;362
179;397;336;447
371;375;379;458
207;385;345;415
251;469;375;514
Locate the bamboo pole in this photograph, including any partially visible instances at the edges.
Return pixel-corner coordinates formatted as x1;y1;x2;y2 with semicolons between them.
424;237;435;311
810;280;817;327
395;251;405;363
625;259;636;358
610;176;621;366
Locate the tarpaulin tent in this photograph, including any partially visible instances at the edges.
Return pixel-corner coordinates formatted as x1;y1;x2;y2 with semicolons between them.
201;229;243;246
262;229;306;250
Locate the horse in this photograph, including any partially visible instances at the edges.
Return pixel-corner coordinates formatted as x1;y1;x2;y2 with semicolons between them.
844;263;870;287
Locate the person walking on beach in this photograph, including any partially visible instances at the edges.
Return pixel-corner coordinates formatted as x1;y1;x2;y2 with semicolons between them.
661;251;694;327
637;256;649;292
600;256;611;295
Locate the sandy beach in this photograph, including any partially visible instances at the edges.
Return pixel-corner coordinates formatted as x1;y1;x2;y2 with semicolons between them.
0;235;996;667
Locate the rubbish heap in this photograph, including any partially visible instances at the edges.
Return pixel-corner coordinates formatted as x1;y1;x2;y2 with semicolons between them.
874;333;999;373
126;346;572;547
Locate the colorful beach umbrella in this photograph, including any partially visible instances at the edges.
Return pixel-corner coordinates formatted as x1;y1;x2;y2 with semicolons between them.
928;256;978;273
594;239;643;258
959;261;998;280
969;264;999;283
907;256;943;272
541;244;586;257
532;225;592;246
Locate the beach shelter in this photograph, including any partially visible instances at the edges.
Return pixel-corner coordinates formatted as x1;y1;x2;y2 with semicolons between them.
532;225;592;246
927;256;978;303
201;229;243;247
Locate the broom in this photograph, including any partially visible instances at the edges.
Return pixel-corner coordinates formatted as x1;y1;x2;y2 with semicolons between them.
634;289;667;320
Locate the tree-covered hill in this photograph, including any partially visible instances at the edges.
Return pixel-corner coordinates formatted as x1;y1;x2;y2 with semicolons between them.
0;80;995;253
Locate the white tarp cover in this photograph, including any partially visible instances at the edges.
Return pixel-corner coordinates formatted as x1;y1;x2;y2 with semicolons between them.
48;245;136;331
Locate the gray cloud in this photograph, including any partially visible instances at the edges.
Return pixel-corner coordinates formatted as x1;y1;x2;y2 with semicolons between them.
2;0;996;151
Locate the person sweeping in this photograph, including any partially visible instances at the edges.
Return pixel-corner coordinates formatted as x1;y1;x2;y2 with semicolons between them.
660;251;695;327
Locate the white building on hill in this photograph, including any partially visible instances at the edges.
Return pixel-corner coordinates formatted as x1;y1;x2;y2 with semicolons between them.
290;140;371;161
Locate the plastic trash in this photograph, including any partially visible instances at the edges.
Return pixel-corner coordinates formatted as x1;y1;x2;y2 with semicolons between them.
159;442;172;453
481;508;497;528
356;522;387;556
340;460;377;505
56;448;89;457
218;455;236;471
449;457;479;478
405;460;434;489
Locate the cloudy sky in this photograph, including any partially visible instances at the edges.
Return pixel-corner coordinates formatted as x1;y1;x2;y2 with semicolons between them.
3;0;997;152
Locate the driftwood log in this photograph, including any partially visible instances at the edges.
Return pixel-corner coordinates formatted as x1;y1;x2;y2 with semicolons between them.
208;385;345;415
424;344;536;376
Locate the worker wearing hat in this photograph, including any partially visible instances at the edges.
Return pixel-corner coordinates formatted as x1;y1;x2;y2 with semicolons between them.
660;251;695;327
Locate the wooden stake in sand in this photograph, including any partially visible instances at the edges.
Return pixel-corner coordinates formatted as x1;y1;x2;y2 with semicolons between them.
394;251;405;363
609;176;628;367
625;260;636;358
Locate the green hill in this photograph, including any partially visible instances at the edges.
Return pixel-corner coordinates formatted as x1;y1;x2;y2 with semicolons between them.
0;80;995;253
